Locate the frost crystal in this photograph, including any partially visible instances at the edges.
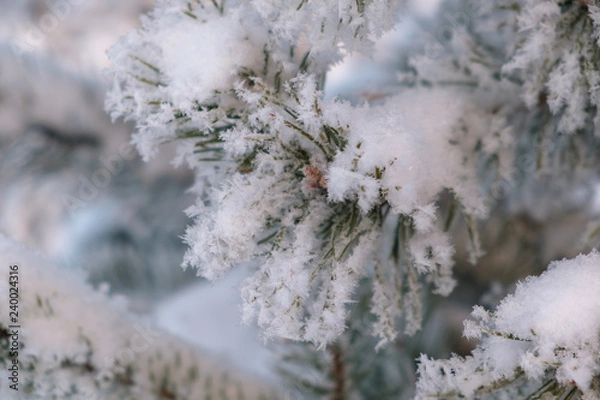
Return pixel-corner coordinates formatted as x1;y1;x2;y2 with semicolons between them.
417;251;600;399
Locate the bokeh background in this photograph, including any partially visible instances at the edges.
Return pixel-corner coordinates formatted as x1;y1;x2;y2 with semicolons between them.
4;0;590;392
0;0;281;384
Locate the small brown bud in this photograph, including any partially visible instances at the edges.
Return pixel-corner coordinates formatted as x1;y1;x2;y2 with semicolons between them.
304;165;327;190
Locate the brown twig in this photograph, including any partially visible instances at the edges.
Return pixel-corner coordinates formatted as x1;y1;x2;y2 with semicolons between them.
330;345;345;400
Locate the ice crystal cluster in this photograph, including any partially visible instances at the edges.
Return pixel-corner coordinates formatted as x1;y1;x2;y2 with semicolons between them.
106;0;600;397
416;251;600;399
0;234;274;399
503;0;600;136
106;0;489;349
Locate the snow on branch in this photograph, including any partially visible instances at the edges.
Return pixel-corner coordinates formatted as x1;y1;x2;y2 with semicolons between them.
0;234;276;399
106;0;495;349
503;0;600;136
416;251;600;399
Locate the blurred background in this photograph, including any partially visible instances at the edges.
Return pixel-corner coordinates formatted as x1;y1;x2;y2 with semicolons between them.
0;0;280;384
2;0;595;395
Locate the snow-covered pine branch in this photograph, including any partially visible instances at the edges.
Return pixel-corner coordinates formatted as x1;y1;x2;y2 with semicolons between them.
106;0;600;396
0;234;276;399
503;0;600;136
107;0;497;349
416;251;600;400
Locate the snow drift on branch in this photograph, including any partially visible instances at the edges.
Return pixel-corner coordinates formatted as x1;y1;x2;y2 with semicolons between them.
416;250;600;399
